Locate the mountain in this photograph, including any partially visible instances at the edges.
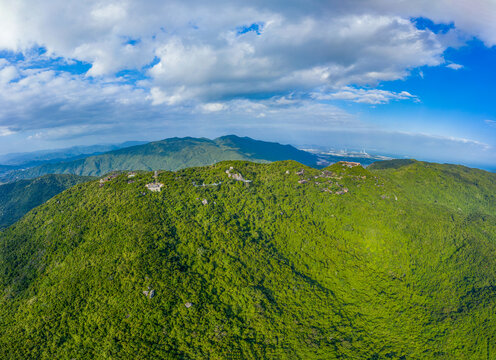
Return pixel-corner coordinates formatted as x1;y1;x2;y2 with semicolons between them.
0;141;147;168
0;159;495;358
0;174;94;229
0;135;319;182
369;159;496;215
0;165;17;178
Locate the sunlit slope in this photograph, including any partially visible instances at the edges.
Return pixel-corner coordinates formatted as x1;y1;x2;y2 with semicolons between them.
0;160;495;359
369;159;496;215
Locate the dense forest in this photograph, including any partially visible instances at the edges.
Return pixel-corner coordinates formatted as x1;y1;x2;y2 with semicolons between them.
0;174;93;229
0;159;495;359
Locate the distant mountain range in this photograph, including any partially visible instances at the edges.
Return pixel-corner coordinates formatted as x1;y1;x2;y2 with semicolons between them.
0;136;320;224
0;141;147;175
0;135;320;182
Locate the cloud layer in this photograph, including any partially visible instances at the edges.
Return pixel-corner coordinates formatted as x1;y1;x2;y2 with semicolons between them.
0;0;494;165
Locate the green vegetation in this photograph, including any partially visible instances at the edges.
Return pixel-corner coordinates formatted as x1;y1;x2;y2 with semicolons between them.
0;174;94;229
369;159;496;215
0;160;495;359
0;141;147;167
0;135;319;182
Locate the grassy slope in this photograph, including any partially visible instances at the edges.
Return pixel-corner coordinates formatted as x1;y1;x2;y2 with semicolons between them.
0;136;319;181
0;160;495;358
0;174;94;229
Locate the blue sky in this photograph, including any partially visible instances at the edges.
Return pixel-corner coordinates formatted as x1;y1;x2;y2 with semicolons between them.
0;1;494;169
351;39;496;165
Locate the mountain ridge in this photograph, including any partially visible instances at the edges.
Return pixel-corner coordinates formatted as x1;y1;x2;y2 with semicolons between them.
0;141;147;167
0;174;94;229
0;159;495;358
0;135;319;182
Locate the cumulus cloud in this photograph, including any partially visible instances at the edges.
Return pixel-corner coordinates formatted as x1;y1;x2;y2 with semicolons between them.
0;0;458;102
0;61;151;133
0;65;19;84
143;14;447;103
0;0;493;165
0;0;488;107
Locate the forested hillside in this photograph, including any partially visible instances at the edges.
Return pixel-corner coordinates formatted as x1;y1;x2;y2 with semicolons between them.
0;165;16;178
0;160;495;358
0;136;319;182
0;174;94;229
369;159;496;215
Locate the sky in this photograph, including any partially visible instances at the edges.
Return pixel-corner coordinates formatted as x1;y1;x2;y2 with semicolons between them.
0;0;495;169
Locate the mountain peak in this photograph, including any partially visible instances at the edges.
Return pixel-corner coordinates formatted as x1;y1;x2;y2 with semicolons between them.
0;136;319;182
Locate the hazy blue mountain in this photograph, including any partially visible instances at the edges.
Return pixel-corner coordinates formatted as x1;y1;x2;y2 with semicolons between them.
0;165;17;177
0;135;320;182
0;141;147;168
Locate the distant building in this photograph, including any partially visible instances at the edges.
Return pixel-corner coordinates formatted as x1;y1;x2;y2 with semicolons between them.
339;161;361;168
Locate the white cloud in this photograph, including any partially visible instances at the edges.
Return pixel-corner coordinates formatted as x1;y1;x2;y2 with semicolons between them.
143;14;445;102
446;63;463;70
0;0;493;165
314;87;418;105
0;126;15;136
0;1;491;82
0;0;458;103
90;3;127;23
0;63;150;133
201;102;226;112
0;0;489;108
0;65;19;83
196;97;362;132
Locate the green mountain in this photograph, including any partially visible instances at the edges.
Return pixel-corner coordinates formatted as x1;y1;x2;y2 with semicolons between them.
0;136;319;182
0;174;94;229
0;141;147;167
0;160;495;358
369;159;496;215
